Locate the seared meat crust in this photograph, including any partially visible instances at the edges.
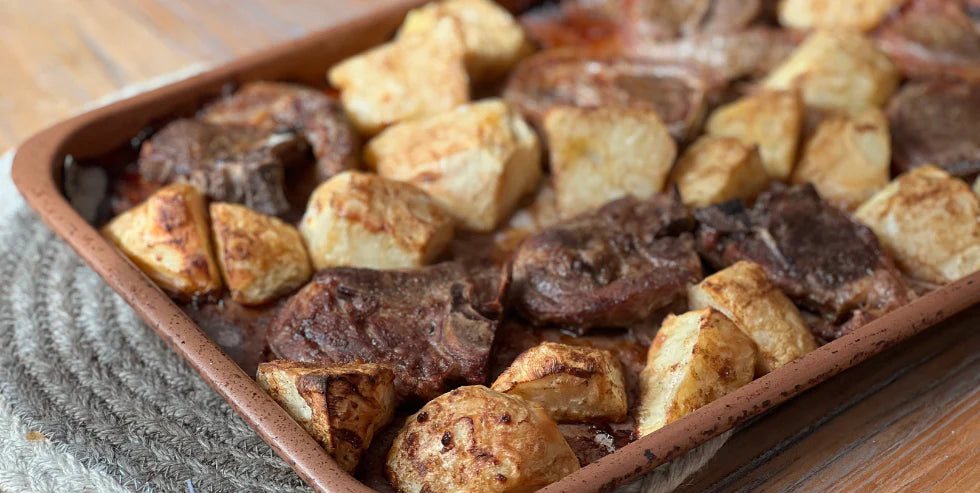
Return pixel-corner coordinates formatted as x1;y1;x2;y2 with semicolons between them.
875;0;980;83
267;262;507;400
695;184;913;340
200;81;360;182
888;79;980;177
634;27;800;81
504;50;716;141
510;192;702;331
138;119;309;216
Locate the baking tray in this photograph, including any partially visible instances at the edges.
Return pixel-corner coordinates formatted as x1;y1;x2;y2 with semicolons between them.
11;1;980;491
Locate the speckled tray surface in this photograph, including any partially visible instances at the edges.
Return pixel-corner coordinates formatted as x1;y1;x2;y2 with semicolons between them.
11;1;980;491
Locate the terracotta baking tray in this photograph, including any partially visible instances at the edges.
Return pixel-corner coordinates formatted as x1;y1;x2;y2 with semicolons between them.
11;1;980;491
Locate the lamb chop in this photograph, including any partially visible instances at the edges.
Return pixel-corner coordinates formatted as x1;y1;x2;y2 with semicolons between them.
521;0;762;51
200;81;360;182
267;262;507;401
520;2;627;52
509;192;702;332
504;50;719;141
694;184;914;341
615;0;763;43
631;27;800;82
138;119;309;216
887;79;980;177
874;0;980;83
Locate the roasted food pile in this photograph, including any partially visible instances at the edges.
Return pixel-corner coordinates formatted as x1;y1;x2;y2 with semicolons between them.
95;0;980;491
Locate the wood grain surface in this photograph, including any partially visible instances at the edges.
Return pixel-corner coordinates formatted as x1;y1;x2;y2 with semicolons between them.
3;1;978;492
0;0;376;152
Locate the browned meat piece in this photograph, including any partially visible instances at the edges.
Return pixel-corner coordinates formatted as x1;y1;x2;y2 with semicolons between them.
200;82;360;182
521;4;627;52
521;2;793;83
267;262;507;401
504;50;718;141
522;0;761;49
888;79;980;177
875;0;980;83
634;27;801;81
694;184;914;339
138;119;309;215
616;0;762;43
509;192;702;331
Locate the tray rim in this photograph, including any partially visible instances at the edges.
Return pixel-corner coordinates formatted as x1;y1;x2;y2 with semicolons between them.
11;3;980;492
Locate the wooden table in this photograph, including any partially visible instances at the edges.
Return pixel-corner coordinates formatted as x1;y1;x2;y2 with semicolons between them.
3;1;978;491
0;0;378;153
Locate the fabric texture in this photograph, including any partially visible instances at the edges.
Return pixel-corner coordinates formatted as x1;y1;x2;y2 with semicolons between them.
0;75;730;493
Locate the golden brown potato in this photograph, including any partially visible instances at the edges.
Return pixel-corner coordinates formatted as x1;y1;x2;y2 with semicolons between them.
688;261;818;375
791;107;890;210
101;183;221;299
256;361;395;473
299;171;454;270
364;99;542;232
543;106;676;218
764;30;899;111
210;203;311;305
328;18;469;136
636;308;756;437
779;0;904;32
669;136;771;208
386;385;580;493
491;342;628;423
855;166;980;285
398;0;534;82
705;90;803;181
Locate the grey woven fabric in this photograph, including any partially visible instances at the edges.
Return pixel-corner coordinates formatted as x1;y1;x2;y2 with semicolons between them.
0;153;310;493
0;74;731;493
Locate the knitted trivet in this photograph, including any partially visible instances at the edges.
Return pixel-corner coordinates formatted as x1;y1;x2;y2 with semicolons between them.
0;74;731;493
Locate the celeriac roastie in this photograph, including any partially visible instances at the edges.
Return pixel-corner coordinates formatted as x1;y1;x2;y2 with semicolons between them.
92;0;980;490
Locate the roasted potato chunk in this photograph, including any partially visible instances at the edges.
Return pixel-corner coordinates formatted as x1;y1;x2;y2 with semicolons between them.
636;308;756;437
855;166;980;285
792;107;890;210
209;203;311;305
543;106;676;218
764;30;899;111
101;183;221;299
365;99;541;232
491;342;628;423
328;18;468;136
387;385;580;493
705;90;803;181
398;0;534;82
256;361;395;473
299;171;454;270
670;136;770;208
779;0;903;32
688;261;818;375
